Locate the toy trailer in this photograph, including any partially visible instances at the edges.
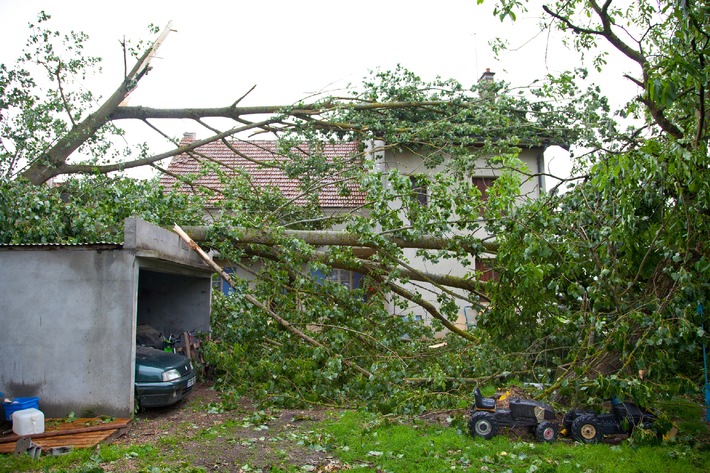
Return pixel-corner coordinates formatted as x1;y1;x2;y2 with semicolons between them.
563;399;658;443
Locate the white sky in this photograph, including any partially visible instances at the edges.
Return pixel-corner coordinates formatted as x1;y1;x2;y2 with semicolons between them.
0;0;642;183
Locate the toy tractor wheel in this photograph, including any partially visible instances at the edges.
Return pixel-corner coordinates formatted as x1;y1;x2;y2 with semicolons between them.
571;414;603;444
468;411;498;440
535;421;559;443
562;410;578;433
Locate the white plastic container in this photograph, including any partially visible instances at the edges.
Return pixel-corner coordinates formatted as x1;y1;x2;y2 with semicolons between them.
12;408;45;436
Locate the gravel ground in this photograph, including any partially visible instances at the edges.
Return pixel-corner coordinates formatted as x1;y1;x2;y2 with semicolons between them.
107;382;345;472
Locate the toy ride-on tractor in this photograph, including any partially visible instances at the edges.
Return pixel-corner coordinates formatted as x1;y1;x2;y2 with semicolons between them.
468;387;559;442
563;397;658;443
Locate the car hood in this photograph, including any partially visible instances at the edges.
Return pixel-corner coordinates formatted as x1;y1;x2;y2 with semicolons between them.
135;346;191;372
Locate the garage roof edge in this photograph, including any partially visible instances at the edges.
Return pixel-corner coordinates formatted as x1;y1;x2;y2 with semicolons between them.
0;242;123;249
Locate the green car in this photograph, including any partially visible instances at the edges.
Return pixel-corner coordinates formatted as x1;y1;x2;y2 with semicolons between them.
135;345;196;408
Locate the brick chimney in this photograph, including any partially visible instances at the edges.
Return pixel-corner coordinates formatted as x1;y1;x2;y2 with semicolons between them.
478;68;495;84
183;132;196;141
478;68;496;98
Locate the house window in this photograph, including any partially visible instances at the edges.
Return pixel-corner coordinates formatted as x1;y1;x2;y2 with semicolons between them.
313;269;364;292
329;269;359;290
328;269;354;289
472;176;496;201
409;175;428;206
214;268;237;295
476;260;498;283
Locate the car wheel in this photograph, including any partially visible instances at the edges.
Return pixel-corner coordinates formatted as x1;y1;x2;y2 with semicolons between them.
535;421;559;442
571;414;603;443
468;411;497;440
134;389;142;415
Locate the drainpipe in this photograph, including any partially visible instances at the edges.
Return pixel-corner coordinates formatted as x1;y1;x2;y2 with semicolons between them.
537;145;547;195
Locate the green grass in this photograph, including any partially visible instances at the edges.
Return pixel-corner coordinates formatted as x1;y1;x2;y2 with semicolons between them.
660;397;710;440
318;410;710;472
2;400;709;473
0;444;165;473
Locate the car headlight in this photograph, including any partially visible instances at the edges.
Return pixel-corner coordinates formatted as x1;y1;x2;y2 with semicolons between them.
161;369;181;382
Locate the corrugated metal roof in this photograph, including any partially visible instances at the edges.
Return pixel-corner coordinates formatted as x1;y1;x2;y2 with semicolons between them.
0;242;123;249
159;139;367;208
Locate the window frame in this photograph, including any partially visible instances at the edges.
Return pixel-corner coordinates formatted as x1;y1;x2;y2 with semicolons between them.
409;175;429;207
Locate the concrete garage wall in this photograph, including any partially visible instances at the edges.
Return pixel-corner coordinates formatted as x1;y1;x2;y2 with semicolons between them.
0;248;137;418
0;219;212;419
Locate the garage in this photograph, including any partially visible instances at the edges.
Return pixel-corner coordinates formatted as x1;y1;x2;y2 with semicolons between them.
0;218;212;418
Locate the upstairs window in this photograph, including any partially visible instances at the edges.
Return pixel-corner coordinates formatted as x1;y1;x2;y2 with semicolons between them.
409;175;428;206
476;260;498;283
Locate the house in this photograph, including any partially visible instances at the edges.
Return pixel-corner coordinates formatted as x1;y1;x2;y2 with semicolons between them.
0;218;212;418
159;130;547;332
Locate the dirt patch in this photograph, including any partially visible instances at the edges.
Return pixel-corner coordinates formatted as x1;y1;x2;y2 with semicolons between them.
106;382;344;472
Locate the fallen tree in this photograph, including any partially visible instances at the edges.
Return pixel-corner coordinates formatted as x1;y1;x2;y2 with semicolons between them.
174;224;375;378
2;2;709;412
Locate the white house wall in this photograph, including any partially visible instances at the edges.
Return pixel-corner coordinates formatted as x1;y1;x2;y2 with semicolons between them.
379;145;544;333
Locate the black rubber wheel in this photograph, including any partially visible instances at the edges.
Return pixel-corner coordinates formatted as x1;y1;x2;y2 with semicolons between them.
535;421;559;443
571;414;603;443
563;410;578;433
468;411;498;440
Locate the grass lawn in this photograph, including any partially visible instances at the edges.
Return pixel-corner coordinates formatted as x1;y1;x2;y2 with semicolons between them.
1;397;708;472
318;410;710;473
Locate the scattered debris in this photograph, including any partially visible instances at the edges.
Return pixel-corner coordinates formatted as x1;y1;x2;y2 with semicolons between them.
0;417;130;454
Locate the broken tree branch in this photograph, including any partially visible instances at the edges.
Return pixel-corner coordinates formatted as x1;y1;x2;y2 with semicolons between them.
46;118;280;179
20;25;175;185
173;224;373;379
385;279;478;342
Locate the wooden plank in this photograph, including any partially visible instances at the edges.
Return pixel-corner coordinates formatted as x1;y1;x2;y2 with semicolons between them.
0;418;130;454
182;331;192;359
0;422;127;444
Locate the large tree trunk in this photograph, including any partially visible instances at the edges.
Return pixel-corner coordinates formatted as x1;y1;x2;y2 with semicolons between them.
182;226;498;253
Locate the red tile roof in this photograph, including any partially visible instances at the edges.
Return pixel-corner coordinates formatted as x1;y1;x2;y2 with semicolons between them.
159;138;367;208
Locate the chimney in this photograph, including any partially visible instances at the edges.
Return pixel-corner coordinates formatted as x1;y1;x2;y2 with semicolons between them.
478;68;495;84
183;132;196;141
478;68;496;98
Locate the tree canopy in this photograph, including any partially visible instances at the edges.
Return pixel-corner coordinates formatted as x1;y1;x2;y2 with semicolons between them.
480;0;709;401
1;1;708;412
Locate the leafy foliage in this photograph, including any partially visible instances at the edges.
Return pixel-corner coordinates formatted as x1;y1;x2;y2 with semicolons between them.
0;176;205;244
205;289;525;413
475;0;710;405
1;1;709;418
485;143;709;404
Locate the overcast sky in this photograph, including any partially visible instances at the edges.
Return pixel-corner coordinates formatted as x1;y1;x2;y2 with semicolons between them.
0;0;639;182
1;1;550;103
